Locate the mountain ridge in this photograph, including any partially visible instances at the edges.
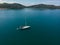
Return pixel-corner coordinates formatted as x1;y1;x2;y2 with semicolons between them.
0;3;60;9
0;3;25;9
27;4;60;9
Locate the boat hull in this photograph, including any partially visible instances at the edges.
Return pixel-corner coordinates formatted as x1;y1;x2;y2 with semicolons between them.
17;26;31;30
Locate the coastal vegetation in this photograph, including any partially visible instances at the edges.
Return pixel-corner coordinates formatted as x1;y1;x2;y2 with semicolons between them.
0;3;60;9
27;4;60;9
0;3;25;9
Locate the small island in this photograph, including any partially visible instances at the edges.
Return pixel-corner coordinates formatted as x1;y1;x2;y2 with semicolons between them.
0;3;60;9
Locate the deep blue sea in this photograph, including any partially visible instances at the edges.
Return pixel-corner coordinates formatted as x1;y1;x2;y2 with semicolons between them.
0;8;60;45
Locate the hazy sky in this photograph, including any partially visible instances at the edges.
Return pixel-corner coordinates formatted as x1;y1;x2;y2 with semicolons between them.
0;0;60;6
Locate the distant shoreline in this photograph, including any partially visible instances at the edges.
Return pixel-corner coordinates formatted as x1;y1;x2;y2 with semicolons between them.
0;3;60;9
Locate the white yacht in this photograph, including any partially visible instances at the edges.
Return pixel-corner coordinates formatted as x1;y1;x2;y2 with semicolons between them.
17;26;31;30
17;14;31;30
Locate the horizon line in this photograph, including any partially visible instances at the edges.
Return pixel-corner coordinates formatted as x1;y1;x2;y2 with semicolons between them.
0;2;60;6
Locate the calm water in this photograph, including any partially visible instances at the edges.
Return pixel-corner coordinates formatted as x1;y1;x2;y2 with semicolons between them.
0;8;60;45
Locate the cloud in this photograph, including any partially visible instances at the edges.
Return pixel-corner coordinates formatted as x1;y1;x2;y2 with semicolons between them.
0;0;3;2
0;0;2;1
0;0;5;2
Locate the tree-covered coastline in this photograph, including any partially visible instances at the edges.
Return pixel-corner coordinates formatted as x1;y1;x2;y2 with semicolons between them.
0;3;60;9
